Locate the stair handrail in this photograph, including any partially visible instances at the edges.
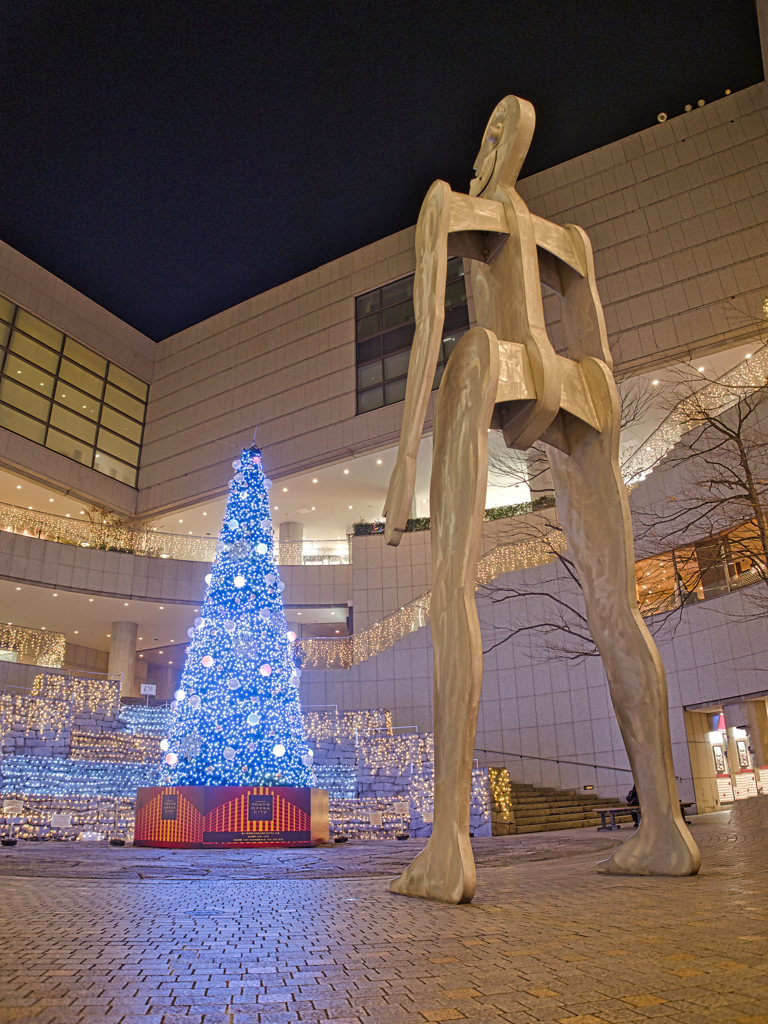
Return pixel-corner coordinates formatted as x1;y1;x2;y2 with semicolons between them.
476;747;633;774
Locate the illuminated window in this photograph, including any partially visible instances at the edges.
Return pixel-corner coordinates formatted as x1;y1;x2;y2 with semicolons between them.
355;257;469;414
0;297;148;485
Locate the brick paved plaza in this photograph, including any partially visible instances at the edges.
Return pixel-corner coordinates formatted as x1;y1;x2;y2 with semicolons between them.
1;805;767;1024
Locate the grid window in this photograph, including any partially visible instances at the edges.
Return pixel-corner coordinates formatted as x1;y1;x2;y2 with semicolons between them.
0;295;149;486
355;257;469;414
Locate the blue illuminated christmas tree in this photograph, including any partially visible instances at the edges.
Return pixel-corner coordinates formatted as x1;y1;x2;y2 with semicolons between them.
160;446;313;787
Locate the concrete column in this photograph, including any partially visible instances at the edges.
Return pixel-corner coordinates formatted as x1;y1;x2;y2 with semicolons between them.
279;521;303;565
724;699;768;770
683;709;720;813
109;621;138;697
758;0;768;82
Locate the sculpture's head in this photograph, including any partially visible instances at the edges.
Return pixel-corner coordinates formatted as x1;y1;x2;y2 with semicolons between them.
469;95;535;198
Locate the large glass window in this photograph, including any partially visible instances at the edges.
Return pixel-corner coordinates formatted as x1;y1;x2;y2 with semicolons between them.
0;297;148;486
355;257;469;414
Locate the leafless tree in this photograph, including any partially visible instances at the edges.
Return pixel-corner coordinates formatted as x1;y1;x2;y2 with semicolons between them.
479;359;768;660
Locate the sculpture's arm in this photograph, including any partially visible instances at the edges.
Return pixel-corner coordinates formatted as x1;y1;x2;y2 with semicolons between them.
383;180;452;546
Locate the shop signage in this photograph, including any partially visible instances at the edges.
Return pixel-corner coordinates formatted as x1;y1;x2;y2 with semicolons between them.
140;683;157;696
716;774;734;803
51;813;72;828
393;801;409;814
422;812;434;823
712;744;726;774
733;771;758;800
3;801;22;816
736;739;751;769
369;813;383;827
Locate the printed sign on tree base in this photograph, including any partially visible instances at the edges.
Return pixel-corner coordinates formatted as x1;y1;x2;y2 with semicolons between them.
134;785;329;848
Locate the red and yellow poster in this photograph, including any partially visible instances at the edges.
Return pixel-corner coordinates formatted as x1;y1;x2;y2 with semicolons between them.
134;785;329;848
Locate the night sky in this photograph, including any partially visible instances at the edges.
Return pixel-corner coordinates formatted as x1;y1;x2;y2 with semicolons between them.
0;1;763;341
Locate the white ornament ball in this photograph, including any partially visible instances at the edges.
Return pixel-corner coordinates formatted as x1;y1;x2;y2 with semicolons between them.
174;689;187;701
226;677;240;690
264;478;273;489
286;630;297;642
204;573;212;585
223;747;236;761
234;472;244;483
187;627;195;639
246;712;260;726
228;518;239;529
232;459;241;470
194;617;203;628
170;700;178;712
256;543;268;555
260;518;271;530
234;575;246;588
278;582;286;592
293;669;302;679
259;663;272;677
165;752;178;766
301;753;313;767
259;608;270;620
189;695;201;709
201;656;214;668
272;743;286;757
265;573;276;585
223;619;236;633
160;739;169;752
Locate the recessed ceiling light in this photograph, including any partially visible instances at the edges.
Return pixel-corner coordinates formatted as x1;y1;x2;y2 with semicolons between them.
15;587;20;591
89;598;93;602
349;505;353;509
203;512;207;516
74;631;78;634
344;469;349;474
312;479;318;483
178;519;183;523
106;633;110;637
698;366;705;372
124;602;129;606
652;380;659;385
159;606;164;610
49;498;54;502
311;507;315;511
282;487;288;492
746;353;752;358
16;485;20;489
53;593;57;597
376;459;382;465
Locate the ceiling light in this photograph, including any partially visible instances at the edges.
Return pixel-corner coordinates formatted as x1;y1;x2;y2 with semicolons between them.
312;479;318;483
106;634;110;637
349;505;353;509
15;587;20;591
282;487;288;492
158;650;163;654
74;631;78;634
698;366;705;372
16;485;20;489
652;380;659;385
344;469;349;474
746;353;752;359
49;498;54;502
89;598;93;602
53;593;57;597
311;507;315;511
159;606;164;610
178;519;183;523
376;459;382;465
124;602;129;606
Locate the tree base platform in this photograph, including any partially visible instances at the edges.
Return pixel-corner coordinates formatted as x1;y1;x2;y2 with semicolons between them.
134;785;329;848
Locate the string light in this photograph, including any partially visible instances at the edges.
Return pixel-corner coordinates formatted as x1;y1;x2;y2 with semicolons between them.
0;624;65;667
162;447;312;788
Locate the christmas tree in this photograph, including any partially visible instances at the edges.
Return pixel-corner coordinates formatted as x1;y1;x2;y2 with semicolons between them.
160;446;313;787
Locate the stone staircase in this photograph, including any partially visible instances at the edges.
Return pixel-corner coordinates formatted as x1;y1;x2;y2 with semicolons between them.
490;768;635;835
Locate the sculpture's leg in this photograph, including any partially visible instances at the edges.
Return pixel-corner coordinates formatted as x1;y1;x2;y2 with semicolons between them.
390;327;499;903
547;359;700;876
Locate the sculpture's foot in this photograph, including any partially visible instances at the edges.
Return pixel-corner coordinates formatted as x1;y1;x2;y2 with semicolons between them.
597;817;700;876
389;832;476;904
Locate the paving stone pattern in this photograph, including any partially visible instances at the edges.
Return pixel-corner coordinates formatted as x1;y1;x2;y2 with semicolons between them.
0;808;767;1024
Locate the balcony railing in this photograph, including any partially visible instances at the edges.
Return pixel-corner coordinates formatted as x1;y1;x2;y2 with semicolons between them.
0;501;351;565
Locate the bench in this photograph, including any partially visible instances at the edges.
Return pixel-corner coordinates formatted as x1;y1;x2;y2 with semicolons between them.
596;807;639;831
597;802;695;831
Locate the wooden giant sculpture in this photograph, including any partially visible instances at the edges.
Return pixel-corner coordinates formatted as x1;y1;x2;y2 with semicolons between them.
383;96;700;904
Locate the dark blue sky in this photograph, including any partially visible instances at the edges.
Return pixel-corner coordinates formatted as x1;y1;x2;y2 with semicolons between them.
0;1;763;340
